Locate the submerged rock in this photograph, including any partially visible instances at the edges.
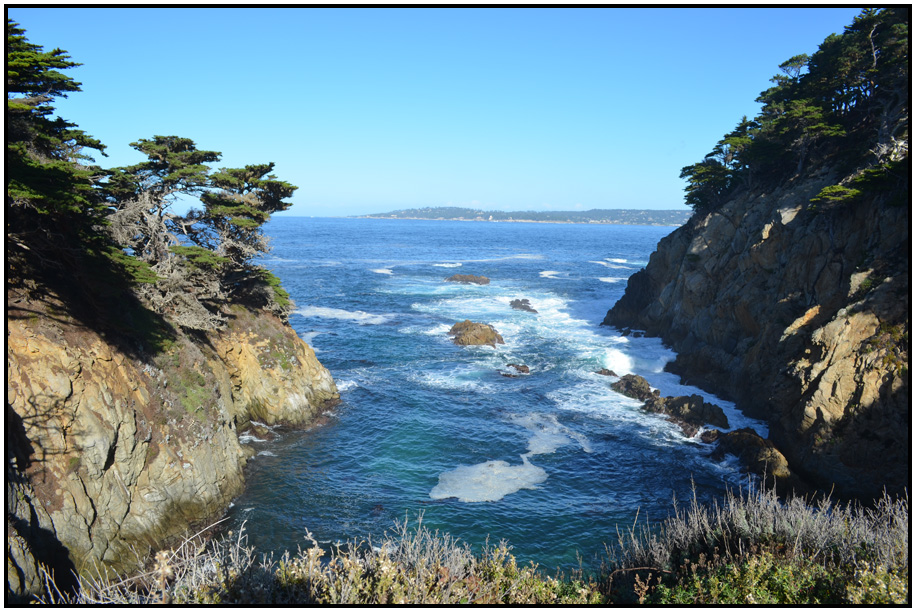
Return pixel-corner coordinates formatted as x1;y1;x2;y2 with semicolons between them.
509;298;538;313
595;368;618;377
448;320;505;347
445;274;490;285
500;364;530;377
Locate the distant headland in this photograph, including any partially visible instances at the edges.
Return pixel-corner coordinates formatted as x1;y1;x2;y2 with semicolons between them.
358;206;691;226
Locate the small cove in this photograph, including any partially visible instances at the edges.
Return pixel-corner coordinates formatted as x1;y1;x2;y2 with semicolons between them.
227;217;765;571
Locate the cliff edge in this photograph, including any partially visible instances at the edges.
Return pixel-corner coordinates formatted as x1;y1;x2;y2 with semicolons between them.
604;171;908;500
7;287;338;599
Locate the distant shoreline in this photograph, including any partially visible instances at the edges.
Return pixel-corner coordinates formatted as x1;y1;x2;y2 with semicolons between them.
351;216;686;226
349;207;691;226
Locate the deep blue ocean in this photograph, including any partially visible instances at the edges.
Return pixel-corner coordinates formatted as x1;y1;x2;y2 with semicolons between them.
227;217;766;573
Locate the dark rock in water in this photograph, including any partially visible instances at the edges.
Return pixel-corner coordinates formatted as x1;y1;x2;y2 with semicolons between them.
371;504;384;515
612;374;729;437
510;298;538;313
448;320;505;347
660;395;730;430
501;363;530;377
699;429;721;444
713;428;811;497
595;368;618;377
611;374;655;402
445;274;490;285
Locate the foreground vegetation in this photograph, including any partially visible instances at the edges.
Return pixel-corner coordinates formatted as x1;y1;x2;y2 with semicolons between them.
35;486;908;605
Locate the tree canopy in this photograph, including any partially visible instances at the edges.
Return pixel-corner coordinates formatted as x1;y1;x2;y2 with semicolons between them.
7;19;298;334
680;8;909;213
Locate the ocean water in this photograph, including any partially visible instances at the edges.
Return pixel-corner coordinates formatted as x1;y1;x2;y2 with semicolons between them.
227;217;766;572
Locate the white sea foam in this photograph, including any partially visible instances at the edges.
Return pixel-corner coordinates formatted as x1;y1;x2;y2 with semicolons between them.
598;277;627;283
433;263;462;268
371;268;394;275
300;331;322;346
296;305;393;325
429;456;547;502
607;258;628;264
509;413;592;455
602;347;634;375
335;379;358;393
411;369;497;393
257;450;277;457
539;270;561;279
239;434;267;444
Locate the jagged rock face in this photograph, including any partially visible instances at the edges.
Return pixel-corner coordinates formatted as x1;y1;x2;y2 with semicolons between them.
6;302;338;599
604;175;909;500
448;320;505;347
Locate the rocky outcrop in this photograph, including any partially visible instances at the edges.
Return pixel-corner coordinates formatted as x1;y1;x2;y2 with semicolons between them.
610;374;729;437
6;296;338;600
509;299;538;313
711;429;810;498
445;274;490;285
604;173;909;500
448;320;505;347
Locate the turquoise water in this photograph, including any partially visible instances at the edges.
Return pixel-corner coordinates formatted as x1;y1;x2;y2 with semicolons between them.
227;217;765;572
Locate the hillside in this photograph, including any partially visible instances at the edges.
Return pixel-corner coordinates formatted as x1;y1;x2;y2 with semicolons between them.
604;7;909;500
362;206;691;225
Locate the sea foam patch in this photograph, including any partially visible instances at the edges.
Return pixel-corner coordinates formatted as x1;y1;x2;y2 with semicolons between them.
598;277;627;283
539;270;561;279
296;305;393;325
509;413;592;455
433;263;462;268
371;268;394;275
429;456;547;502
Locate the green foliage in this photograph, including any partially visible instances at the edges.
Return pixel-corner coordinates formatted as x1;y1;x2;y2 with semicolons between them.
258;269;292;310
169;245;229;271
104;248;160;284
810;184;863;205
6;19;108;253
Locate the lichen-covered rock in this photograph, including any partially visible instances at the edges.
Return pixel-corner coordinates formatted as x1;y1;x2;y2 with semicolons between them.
448;320;505;347
6;298;338;600
445;274;490;285
604;170;909;500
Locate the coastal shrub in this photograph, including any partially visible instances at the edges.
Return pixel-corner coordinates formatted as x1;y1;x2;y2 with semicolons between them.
602;484;909;605
33;485;907;605
37;517;603;605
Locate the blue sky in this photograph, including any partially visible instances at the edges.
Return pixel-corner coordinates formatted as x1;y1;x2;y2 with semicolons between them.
10;7;864;217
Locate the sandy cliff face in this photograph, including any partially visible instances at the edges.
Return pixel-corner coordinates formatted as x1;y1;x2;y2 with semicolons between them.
604;173;908;500
7;300;338;598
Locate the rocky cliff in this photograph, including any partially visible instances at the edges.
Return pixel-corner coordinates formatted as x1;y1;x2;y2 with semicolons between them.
604;170;908;501
7;290;338;600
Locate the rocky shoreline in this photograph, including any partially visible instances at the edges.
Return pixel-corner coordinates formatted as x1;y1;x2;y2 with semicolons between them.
604;174;908;501
7;290;339;600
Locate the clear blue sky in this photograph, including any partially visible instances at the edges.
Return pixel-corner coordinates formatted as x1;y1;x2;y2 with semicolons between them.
10;7;864;217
